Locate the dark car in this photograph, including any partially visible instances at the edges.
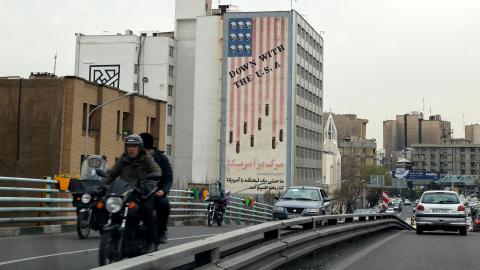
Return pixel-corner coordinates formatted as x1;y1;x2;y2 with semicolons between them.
472;207;480;232
273;186;331;220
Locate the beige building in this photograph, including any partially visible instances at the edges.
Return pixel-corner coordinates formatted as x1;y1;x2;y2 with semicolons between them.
466;124;480;144
412;139;480;175
339;138;376;180
383;112;451;160
322;113;367;140
0;76;166;178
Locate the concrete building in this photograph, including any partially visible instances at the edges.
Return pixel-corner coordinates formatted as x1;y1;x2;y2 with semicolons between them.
74;31;175;157
339;138;376;181
383;112;451;167
466;124;480;144
412;139;480;175
0;76;166;178
322;113;367;140
322;114;341;194
221;9;324;194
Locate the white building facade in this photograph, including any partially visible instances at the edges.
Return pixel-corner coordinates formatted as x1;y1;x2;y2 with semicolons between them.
322;113;341;194
74;31;176;155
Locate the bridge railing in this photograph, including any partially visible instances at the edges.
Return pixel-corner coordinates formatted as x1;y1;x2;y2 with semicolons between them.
0;176;273;225
93;213;412;270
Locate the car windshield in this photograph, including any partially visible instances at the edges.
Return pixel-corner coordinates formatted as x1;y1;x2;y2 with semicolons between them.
282;188;320;201
421;193;460;204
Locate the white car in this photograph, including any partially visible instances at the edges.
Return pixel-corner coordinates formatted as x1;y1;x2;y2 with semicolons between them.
386;207;395;214
415;190;468;236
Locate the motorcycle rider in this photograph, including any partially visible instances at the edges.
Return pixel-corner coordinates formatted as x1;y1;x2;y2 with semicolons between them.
104;134;162;253
139;132;172;244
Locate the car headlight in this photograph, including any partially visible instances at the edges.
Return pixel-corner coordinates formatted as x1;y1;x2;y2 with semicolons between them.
274;206;285;212
81;193;91;204
304;208;320;214
106;197;123;213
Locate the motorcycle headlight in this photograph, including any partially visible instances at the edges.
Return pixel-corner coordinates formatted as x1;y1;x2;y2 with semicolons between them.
274;206;285;212
81;193;91;204
304;208;320;214
106;197;123;213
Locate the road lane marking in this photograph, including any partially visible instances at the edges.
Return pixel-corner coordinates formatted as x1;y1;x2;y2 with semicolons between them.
329;230;405;270
0;233;219;266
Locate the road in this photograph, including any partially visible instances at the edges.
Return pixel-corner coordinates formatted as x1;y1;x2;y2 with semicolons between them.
0;225;244;270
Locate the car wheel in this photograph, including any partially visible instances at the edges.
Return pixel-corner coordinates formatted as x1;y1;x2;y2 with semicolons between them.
459;227;467;236
416;226;423;235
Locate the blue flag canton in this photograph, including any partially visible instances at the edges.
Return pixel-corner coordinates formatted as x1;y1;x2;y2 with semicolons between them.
227;18;253;57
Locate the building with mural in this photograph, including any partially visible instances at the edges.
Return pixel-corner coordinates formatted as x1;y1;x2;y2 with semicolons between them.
221;10;324;194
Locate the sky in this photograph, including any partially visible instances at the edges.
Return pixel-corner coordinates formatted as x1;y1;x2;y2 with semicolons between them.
2;0;480;148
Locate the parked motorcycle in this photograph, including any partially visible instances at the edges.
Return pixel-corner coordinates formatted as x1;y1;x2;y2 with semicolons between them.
69;155;109;239
96;170;160;266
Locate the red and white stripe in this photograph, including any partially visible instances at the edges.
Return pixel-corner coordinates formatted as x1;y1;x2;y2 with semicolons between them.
382;191;389;209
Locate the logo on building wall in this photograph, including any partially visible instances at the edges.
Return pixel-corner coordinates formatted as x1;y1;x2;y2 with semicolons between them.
89;65;120;88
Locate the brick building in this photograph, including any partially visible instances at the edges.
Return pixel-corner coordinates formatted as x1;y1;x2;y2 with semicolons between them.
0;76;166;178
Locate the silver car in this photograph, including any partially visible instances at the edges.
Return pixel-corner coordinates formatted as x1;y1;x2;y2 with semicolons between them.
272;186;331;220
415;191;468;235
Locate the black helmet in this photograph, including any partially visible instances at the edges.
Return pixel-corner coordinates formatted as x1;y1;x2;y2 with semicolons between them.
125;134;144;147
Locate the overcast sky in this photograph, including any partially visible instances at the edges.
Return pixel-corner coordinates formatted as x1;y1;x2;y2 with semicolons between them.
2;0;480;147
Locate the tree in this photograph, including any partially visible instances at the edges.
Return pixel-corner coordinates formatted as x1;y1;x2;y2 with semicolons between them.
333;179;367;213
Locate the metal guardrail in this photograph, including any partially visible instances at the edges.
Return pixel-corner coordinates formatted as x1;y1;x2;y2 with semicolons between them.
0;177;274;225
93;213;411;270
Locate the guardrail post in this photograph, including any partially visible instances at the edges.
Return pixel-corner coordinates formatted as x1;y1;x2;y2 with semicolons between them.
264;228;279;241
194;247;220;267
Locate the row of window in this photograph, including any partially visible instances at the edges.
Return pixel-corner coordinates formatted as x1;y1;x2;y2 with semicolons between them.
417;154;478;161
297;24;323;54
297;45;322;71
296;166;321;180
417;148;480;153
296;125;321;142
296;105;321;124
296;84;322;106
296;146;322;160
297;64;322;89
134;64;174;78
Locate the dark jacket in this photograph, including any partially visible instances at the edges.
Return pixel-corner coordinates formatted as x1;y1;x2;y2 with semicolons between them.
105;151;162;187
151;149;173;194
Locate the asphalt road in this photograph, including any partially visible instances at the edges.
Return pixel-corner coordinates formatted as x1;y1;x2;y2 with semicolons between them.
0;225;244;270
334;205;480;270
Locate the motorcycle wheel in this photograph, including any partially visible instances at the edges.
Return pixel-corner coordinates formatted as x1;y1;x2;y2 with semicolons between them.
99;231;120;266
216;212;223;227
76;210;91;239
207;207;214;227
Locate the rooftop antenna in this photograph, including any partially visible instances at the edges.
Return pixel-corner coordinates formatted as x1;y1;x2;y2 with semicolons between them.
290;0;297;10
53;51;57;75
422;98;425;115
429;106;432;117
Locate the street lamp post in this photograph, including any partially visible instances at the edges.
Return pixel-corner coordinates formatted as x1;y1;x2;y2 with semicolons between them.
83;92;137;157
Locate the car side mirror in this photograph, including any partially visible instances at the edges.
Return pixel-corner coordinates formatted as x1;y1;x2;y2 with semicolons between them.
323;198;330;202
274;196;279;200
95;169;107;177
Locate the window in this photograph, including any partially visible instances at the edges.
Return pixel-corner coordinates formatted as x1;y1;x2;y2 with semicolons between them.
83;103;100;132
133;83;139;92
134;64;138;74
169;46;174;57
166;144;172;156
168;85;173;96
168;65;174;77
168;104;173;116
167;124;173;136
150;117;158;139
116;110;121;134
122;112;131;135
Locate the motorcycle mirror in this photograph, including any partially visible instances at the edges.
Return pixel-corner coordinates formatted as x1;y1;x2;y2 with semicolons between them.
95;169;107;177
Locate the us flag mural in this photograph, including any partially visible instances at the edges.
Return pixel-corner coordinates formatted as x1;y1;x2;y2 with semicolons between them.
223;15;289;194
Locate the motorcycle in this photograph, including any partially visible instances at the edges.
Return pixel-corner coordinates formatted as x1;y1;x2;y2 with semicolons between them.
96;170;160;266
69;155;109;239
206;199;224;227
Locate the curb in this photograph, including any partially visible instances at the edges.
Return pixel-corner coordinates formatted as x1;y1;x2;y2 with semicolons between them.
0;224;76;237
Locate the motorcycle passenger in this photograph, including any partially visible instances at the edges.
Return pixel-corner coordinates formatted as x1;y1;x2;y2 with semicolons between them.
139;132;172;244
104;134;162;253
